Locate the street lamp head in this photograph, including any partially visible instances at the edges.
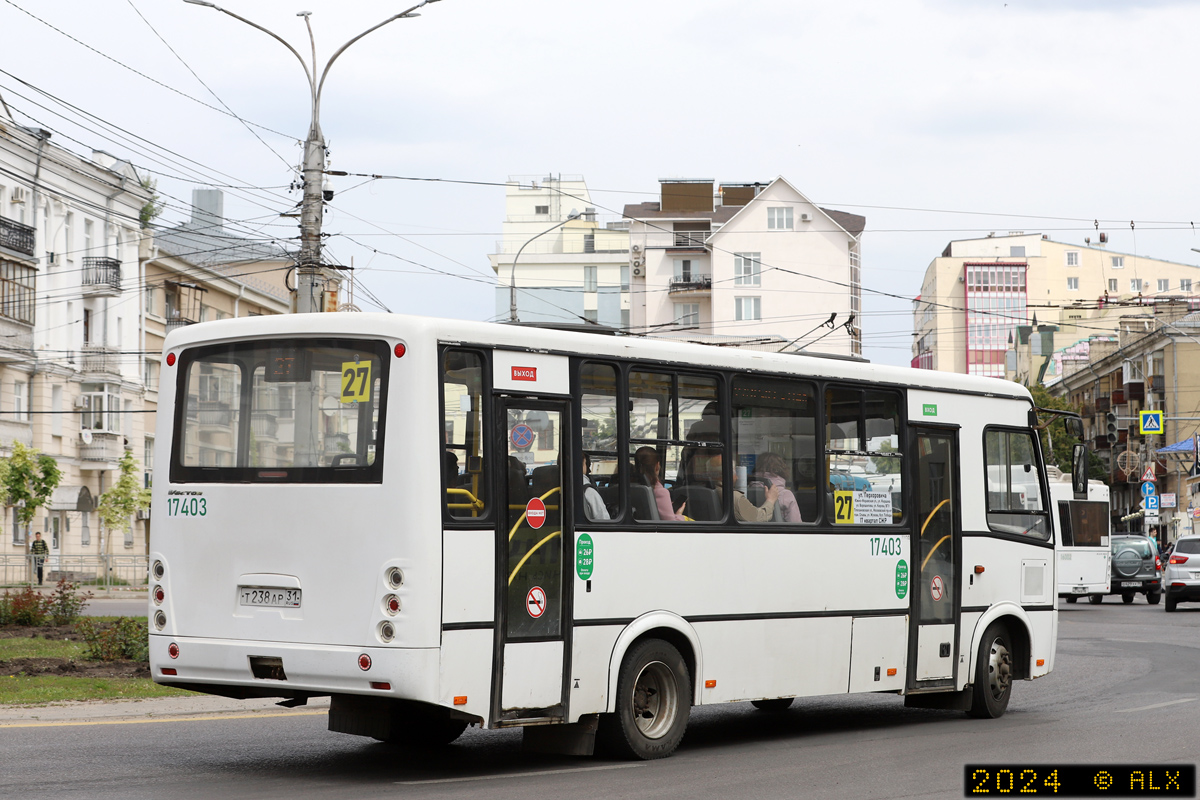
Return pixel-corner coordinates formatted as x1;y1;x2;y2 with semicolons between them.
567;209;581;220
182;0;217;6
297;10;312;16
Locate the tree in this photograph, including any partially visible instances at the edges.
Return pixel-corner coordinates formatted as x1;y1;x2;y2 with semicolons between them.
1027;384;1107;482
1;442;63;537
138;173;165;230
97;450;151;547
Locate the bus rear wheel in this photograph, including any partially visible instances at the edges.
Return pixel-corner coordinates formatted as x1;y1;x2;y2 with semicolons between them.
600;638;690;760
750;698;794;711
967;622;1012;719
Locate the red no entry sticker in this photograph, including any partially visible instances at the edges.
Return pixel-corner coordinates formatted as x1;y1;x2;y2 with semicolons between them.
526;497;546;529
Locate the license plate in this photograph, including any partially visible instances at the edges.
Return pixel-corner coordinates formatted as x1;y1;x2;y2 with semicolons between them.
239;587;301;608
1120;581;1141;588
1071;586;1087;594
1191;572;1200;580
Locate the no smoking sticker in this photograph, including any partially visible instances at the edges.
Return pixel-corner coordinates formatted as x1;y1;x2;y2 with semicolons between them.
526;586;546;618
930;574;944;602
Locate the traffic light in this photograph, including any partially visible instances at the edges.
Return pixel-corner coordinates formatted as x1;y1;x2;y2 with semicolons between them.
1106;412;1118;444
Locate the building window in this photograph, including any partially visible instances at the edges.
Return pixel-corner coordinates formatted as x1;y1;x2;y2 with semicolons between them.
1065;251;1079;267
735;296;761;321
51;385;62;436
1158;278;1170;292
674;303;699;326
64;212;74;262
144;360;159;392
583;265;598;292
1131;279;1141;292
734;253;761;286
620;266;630;291
1067;277;1079;291
1182;279;1193;293
145;287;156;316
583;234;595;254
767;207;793;230
13;380;28;422
1108;278;1118;293
0;261;36;326
144;435;155;488
534;205;549;215
80;383;121;432
84;219;94;255
1112;256;1124;269
674;259;693;281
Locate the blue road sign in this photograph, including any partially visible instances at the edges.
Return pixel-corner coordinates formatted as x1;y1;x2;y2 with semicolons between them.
510;423;535;449
1140;410;1163;434
1141;481;1157;498
1144;495;1161;511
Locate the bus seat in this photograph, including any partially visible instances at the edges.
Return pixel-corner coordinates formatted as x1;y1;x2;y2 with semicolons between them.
745;482;784;522
530;465;559;498
597;484;620;518
629;484;661;521
673;485;721;522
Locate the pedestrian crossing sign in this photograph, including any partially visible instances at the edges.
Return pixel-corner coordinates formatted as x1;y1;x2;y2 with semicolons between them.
1139;410;1163;435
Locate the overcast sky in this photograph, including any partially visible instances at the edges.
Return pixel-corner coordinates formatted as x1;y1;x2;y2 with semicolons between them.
3;0;1199;365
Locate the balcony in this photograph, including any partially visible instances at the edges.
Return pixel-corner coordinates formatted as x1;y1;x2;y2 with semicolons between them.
81;257;121;296
0;215;35;257
668;275;713;296
81;344;120;376
165;315;197;335
671;231;709;248
1111;389;1126;405
79;431;123;469
1124;381;1145;403
1096;396;1111;413
1150;375;1166;393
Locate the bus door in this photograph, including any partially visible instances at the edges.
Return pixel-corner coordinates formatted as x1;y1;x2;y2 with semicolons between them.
493;398;572;723
908;426;962;688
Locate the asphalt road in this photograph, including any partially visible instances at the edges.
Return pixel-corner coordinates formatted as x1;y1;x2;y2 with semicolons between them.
3;597;1198;800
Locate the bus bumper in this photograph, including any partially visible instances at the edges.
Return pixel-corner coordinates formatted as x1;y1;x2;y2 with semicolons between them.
149;635;440;702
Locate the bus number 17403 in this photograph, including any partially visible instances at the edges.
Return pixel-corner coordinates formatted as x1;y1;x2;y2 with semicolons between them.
869;536;902;557
166;497;207;517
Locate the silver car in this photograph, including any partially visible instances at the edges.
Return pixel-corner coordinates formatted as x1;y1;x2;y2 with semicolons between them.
1164;535;1200;612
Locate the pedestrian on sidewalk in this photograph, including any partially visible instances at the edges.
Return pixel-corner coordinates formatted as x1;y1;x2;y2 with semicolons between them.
29;532;49;586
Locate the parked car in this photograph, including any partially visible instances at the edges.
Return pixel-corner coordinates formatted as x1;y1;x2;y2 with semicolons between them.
1093;534;1161;604
1163;535;1200;612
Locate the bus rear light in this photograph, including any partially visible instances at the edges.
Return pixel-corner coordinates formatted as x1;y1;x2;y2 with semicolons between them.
153;586;165;605
383;594;401;615
454;696;468;705
152;560;165;580
161;668;177;676
386;567;404;589
358;654;372;671
394;343;406;358
378;621;396;643
154;611;167;631
370;682;391;691
168;642;180;659
1170;554;1189;564
166;353;176;367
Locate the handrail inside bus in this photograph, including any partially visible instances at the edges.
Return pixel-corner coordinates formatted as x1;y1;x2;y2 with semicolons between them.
445;487;485;514
507;486;562;542
508;530;562;586
919;498;951;572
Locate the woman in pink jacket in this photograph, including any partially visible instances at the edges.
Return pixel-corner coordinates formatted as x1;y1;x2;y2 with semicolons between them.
754;452;802;522
634;446;687;521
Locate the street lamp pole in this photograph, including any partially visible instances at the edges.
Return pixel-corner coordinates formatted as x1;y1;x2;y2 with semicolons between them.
183;0;442;312
508;210;580;323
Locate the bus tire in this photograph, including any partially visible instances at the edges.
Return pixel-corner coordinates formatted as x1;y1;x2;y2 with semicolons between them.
967;622;1012;719
750;698;794;711
599;638;690;760
1087;594;1103;605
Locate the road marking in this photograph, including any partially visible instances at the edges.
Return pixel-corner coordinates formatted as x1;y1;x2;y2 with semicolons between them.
1115;698;1197;713
0;709;327;729
396;763;645;785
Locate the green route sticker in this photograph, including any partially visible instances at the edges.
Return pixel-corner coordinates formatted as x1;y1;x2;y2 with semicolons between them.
922;404;937;417
576;533;594;580
895;559;909;599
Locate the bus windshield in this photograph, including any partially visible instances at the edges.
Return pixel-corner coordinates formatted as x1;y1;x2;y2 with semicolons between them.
171;338;388;483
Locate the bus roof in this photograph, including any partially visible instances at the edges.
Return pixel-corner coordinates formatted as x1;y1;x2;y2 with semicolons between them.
163;312;1033;401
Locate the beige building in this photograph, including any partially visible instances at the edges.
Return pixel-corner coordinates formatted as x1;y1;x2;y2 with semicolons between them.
913;233;1200;377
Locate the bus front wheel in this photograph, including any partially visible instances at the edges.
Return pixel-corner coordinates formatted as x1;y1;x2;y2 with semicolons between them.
967;622;1012;719
600;638;691;760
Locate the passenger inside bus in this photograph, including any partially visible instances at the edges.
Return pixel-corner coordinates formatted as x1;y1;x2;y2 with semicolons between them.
581;454;610;521
749;452;802;522
705;452;778;522
633;446;687;521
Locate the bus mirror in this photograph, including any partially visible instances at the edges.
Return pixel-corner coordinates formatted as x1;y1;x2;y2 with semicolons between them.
1071;443;1088;498
1064;417;1084;439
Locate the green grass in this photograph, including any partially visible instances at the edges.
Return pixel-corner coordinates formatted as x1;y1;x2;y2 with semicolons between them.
0;635;86;660
0;676;195;705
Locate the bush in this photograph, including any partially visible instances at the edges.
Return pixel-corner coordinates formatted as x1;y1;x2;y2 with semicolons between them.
76;616;148;662
6;587;49;626
47;578;92;626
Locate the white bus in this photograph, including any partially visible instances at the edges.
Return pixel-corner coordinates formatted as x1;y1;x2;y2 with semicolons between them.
1050;472;1111;603
151;314;1080;759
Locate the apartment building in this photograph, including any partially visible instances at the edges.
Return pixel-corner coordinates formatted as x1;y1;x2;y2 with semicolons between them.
913;233;1200;377
625;177;865;355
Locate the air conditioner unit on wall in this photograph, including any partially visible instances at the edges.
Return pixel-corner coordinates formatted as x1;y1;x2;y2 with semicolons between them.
799;212;811;222
10;186;27;204
632;244;642;254
632;257;644;268
632;265;644;277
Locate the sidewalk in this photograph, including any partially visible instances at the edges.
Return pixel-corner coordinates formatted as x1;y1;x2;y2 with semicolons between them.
0;694;331;725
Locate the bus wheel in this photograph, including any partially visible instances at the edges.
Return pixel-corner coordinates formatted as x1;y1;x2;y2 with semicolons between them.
600;639;690;760
1064;596;1078;604
967;622;1012;719
1087;594;1103;605
750;698;794;711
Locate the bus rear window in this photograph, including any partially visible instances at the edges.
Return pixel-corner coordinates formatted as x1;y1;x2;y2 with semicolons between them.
171;338;388;483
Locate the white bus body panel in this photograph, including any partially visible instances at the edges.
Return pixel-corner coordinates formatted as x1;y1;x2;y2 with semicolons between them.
1050;479;1111;597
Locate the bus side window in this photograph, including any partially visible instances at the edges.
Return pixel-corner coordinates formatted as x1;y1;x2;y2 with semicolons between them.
732;375;817;524
825;387;904;526
580;362;619;522
443;349;487;519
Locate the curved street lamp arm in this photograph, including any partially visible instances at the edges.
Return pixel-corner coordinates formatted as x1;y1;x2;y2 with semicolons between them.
185;2;315;94
316;1;434;107
509;214;578;322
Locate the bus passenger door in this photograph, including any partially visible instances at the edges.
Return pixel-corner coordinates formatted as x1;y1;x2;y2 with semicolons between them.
493;400;571;723
909;426;961;688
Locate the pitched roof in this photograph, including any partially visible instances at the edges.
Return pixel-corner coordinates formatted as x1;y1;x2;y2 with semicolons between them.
622;202;740;224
